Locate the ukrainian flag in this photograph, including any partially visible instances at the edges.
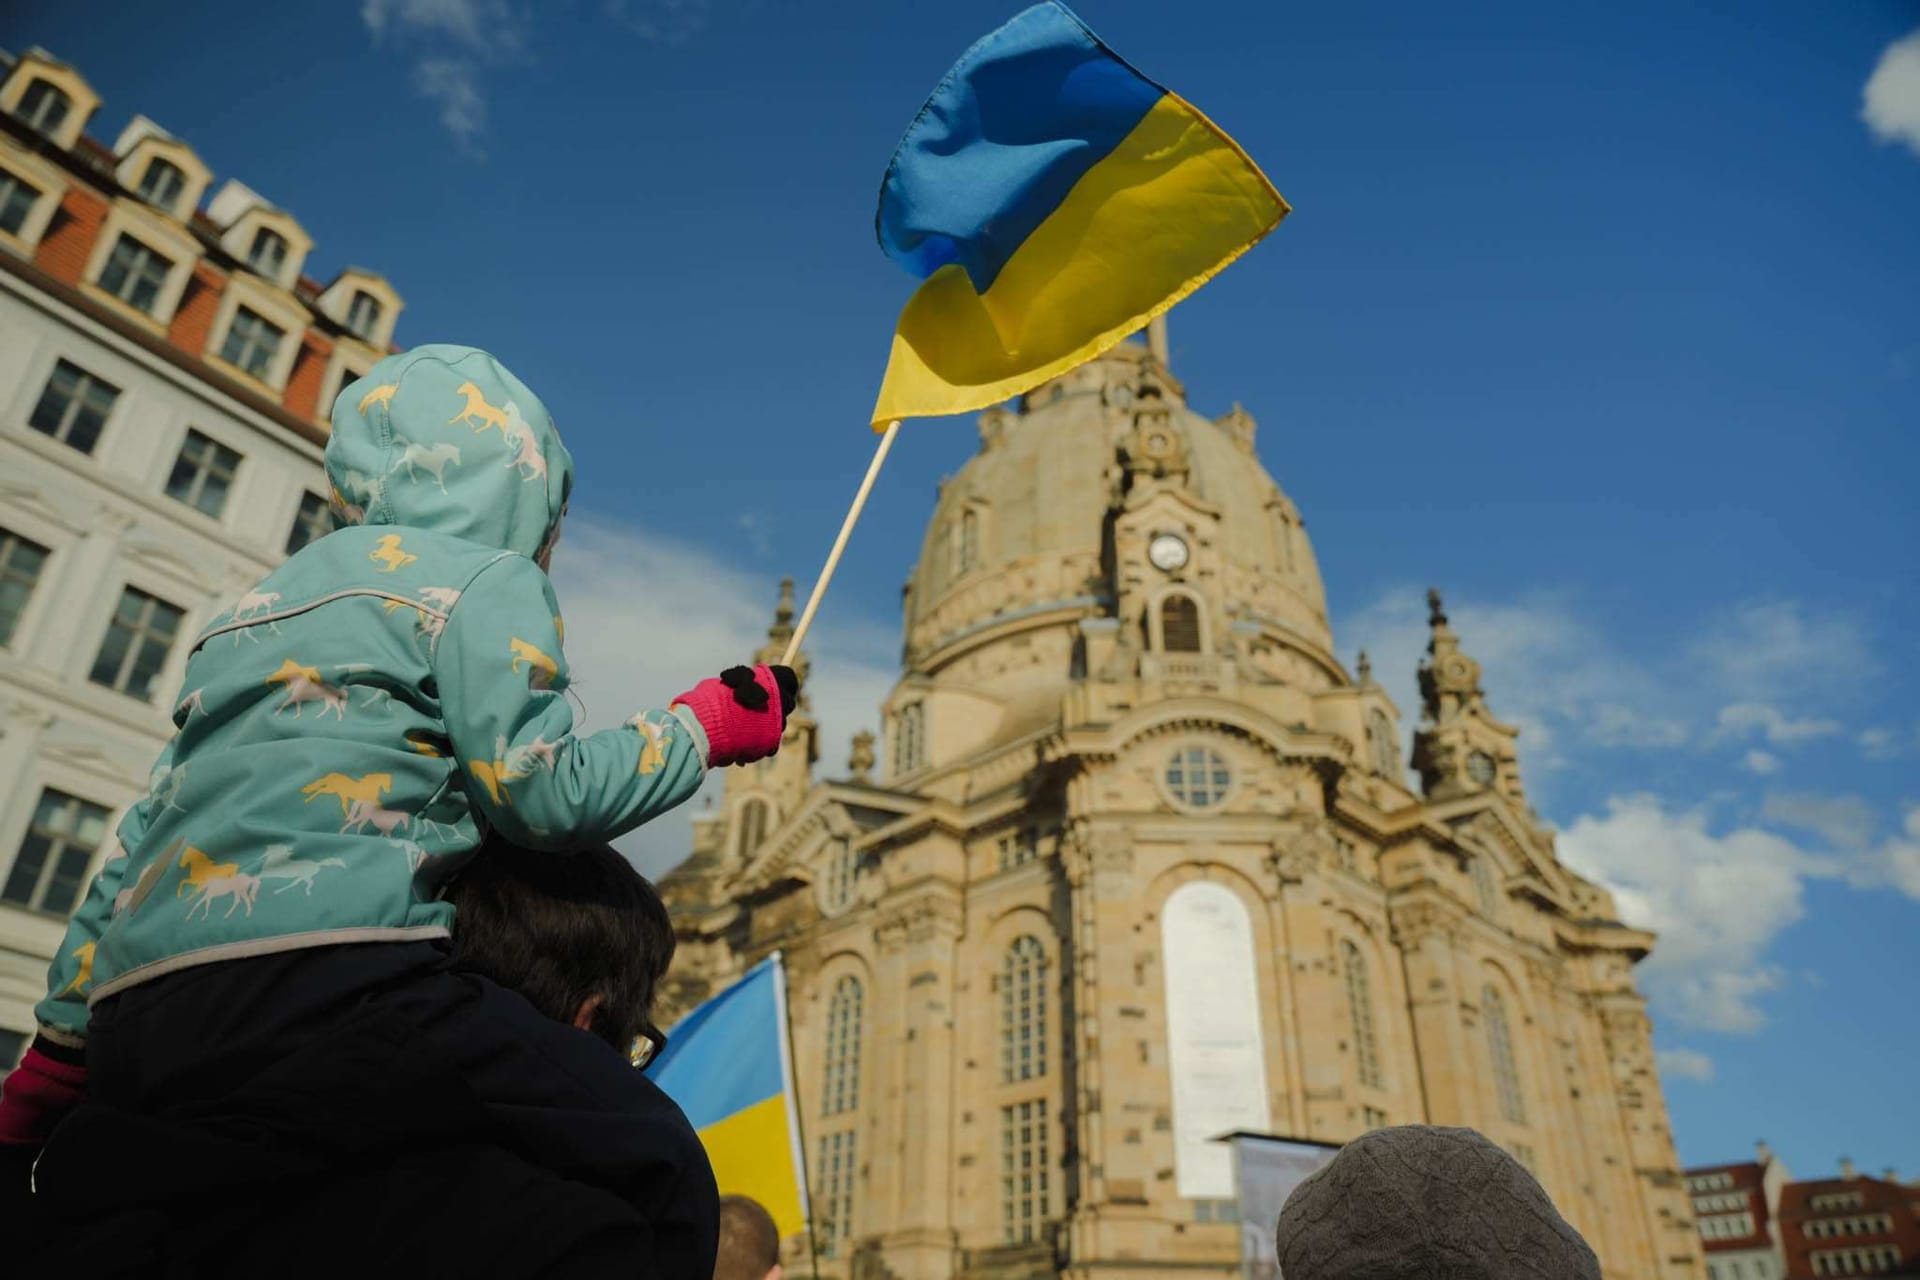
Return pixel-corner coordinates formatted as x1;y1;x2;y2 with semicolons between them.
872;1;1288;428
649;953;809;1239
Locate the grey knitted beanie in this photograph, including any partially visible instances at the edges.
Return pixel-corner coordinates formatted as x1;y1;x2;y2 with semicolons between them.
1273;1126;1602;1279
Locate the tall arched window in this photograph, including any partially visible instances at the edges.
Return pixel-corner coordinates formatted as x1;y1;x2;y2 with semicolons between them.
1367;709;1400;778
1001;935;1049;1083
822;975;863;1117
1483;985;1526;1124
1340;940;1382;1089
1160;594;1201;653
736;799;769;858
1161;882;1270;1197
825;840;857;911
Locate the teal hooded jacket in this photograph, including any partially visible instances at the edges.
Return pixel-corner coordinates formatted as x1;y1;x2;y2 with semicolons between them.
35;345;709;1045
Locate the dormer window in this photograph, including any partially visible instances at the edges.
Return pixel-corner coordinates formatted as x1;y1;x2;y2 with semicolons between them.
15;80;70;138
137;158;185;212
248;227;289;278
346;290;382;341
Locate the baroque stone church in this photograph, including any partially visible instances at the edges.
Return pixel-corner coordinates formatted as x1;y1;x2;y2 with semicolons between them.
658;331;1702;1280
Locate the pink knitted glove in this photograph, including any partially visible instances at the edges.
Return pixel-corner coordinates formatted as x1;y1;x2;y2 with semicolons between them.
0;1041;86;1149
672;665;790;767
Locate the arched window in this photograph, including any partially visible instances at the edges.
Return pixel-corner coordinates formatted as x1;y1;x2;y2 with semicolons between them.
736;799;769;858
138;158;185;212
958;507;980;574
1367;709;1400;778
1160;593;1201;653
1340;940;1382;1089
15;80;71;137
825;840;857;911
1161;882;1270;1197
1483;985;1526;1124
822;976;863;1117
1001;935;1048;1083
1469;854;1500;917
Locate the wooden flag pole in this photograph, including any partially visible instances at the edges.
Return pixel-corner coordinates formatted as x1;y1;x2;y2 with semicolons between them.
782;420;901;665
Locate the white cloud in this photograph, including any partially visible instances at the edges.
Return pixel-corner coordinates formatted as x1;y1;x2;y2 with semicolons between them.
1342;589;1669;786
548;514;897;876
1714;702;1843;747
1559;795;1811;1033
1863;29;1920;158
1560;793;1920;1032
1858;726;1905;760
1656;1048;1715;1083
1762;791;1877;850
1742;750;1781;776
604;0;713;46
413;59;488;151
1690;600;1874;703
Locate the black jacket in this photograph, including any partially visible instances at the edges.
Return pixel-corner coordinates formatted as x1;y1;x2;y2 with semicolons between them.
22;942;718;1279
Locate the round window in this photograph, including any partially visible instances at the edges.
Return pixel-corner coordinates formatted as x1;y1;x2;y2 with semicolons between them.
1165;746;1231;808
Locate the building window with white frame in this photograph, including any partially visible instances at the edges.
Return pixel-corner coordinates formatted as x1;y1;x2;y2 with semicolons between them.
958;506;980;574
822;975;863;1117
1001;1097;1050;1245
164;429;243;519
285;492;334;555
1164;745;1231;808
997;826;1038;871
247;226;289;278
138;157;185;212
0;169;43;236
88;586;184;701
1341;940;1383;1089
817;1128;857;1258
28;359;120;455
0;528;52;647
3;788;110;916
14;79;71;137
1001;935;1049;1083
218;306;285;380
1483;985;1527;1125
98;233;173;314
346;289;383;341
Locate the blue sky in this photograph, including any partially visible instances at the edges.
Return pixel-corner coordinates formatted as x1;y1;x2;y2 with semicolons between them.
11;0;1918;1182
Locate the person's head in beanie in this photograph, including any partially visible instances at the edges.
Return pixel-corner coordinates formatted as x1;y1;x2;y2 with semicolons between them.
1274;1126;1601;1280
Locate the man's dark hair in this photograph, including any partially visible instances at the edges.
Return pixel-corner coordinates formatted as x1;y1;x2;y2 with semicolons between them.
446;836;675;1053
714;1195;781;1280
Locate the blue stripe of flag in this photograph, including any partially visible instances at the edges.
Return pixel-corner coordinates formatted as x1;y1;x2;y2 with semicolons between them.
648;955;783;1133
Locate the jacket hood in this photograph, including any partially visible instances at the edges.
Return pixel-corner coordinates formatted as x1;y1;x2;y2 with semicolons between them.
327;345;574;561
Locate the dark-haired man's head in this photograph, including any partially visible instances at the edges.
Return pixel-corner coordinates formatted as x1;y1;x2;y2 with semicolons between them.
446;836;675;1056
714;1195;782;1280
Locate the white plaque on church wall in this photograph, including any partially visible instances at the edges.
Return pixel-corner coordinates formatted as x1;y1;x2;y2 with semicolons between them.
1161;880;1272;1198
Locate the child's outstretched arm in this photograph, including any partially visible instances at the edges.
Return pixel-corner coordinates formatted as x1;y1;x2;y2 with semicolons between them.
436;555;790;850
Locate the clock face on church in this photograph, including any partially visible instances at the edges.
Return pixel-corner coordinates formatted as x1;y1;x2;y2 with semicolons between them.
1148;533;1189;572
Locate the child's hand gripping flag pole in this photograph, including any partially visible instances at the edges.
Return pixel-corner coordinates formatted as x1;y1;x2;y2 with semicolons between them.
782;0;1288;665
648;952;811;1241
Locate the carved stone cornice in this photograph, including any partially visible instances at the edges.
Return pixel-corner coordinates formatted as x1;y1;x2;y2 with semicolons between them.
874;885;965;950
1387;891;1469;951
